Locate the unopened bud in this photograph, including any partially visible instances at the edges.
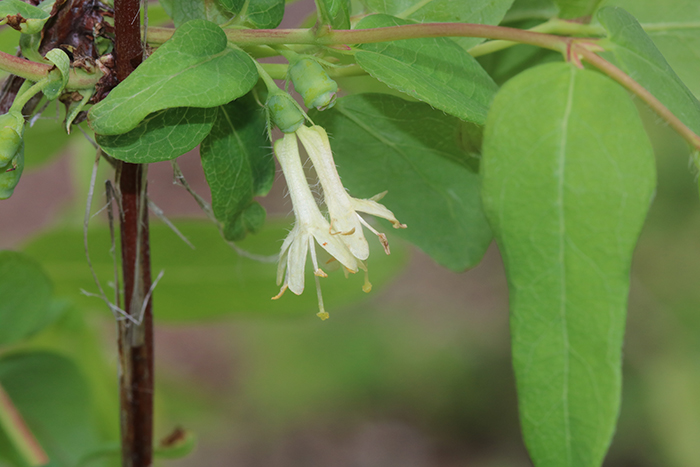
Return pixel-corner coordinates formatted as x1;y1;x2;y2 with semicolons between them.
0;111;24;166
267;93;305;133
0;144;24;200
289;58;338;111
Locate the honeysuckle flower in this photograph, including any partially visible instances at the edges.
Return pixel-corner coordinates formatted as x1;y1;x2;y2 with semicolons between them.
273;131;359;320
295;125;407;261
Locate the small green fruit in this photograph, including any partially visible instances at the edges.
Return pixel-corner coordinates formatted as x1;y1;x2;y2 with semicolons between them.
0;143;24;200
0;111;24;166
289;58;338;110
267;93;305;133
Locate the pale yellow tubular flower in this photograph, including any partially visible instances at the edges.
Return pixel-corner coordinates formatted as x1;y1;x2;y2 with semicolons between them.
296;125;407;258
272;132;359;319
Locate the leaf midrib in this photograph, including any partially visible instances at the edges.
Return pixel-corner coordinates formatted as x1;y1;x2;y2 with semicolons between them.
556;68;577;467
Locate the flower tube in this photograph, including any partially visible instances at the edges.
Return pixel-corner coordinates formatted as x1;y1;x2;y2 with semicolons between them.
273;132;359;320
296;125;406;260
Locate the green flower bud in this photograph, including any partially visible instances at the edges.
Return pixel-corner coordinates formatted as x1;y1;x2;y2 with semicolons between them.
0;127;21;166
289;58;338;111
0;143;24;200
267;93;305;133
0;111;25;166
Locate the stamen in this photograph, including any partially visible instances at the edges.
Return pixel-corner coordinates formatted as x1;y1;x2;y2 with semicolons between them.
314;274;329;320
357;215;390;254
363;272;372;293
309;237;328;278
328;218;356;236
271;284;288;300
357;260;372;293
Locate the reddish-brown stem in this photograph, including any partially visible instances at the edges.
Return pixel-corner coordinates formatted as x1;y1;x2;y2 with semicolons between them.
114;0;152;465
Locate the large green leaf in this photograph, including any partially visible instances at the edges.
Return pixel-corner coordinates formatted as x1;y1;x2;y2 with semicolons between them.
88;20;258;135
355;15;498;125
159;0;232;26
0;251;53;347
504;0;559;22
314;0;350;29
240;0;285;29
553;0;602;18
21;220;409;321
312;93;492;271
598;0;700;99
96;107;217;163
358;0;514;49
200;95;274;241
0;351;98;467
481;63;655;467
160;0;283;28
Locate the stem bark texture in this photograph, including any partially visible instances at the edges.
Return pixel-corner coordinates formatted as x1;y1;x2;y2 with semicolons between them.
114;0;152;465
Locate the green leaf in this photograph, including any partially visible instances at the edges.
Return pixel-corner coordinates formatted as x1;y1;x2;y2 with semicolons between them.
21;220;410;321
553;0;602;18
504;0;559;22
0;351;98;467
597;7;700;135
477;41;561;86
159;0;232;26
0;0;49;34
358;0;515;49
240;0;285;29
88;20;258;135
65;89;92;133
312;93;493;271
0;23;20;54
97;107;217;163
218;0;244;13
314;0;350;29
42;49;70;100
481;63;655;467
0;251;54;347
200;95;274;241
223;201;267;241
598;0;700;99
355;15;498;125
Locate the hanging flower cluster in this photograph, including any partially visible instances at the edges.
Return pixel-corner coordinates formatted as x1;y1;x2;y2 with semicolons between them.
272;124;406;320
261;54;406;319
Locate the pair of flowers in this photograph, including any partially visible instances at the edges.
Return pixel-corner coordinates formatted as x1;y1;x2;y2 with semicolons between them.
273;124;406;320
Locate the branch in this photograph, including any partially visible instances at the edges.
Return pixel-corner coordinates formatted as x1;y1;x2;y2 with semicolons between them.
146;22;569;52
0;50;102;89
113;0;153;464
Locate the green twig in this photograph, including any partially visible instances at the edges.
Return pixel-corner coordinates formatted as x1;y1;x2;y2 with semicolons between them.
9;77;49;112
0;50;101;89
468;18;604;57
147;22;568;52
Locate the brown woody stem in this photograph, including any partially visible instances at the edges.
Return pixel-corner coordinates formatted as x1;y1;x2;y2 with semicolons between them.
114;0;152;464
